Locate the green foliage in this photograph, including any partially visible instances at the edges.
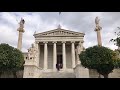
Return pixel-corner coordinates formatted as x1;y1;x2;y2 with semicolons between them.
79;46;116;77
112;50;120;68
110;37;120;47
0;43;24;72
110;27;120;47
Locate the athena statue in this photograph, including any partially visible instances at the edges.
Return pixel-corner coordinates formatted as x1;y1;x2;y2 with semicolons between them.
95;16;102;31
19;18;25;29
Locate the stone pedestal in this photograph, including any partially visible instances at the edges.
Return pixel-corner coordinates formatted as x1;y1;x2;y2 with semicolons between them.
23;60;41;78
74;64;89;78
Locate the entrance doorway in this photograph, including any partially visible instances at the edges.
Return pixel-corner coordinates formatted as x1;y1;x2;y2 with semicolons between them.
56;54;63;71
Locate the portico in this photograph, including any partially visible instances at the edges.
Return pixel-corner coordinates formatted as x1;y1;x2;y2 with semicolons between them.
23;27;85;78
34;28;85;72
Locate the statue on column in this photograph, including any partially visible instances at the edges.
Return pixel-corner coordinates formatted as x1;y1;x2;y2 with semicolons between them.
95;16;102;31
17;18;25;32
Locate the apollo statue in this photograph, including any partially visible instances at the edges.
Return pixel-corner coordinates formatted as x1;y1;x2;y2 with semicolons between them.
95;17;100;25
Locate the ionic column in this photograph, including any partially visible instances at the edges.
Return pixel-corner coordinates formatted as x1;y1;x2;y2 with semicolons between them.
53;41;57;70
35;42;40;67
43;42;48;70
71;41;76;68
62;41;66;69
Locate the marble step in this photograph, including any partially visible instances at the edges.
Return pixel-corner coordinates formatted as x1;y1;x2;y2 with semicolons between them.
41;72;76;78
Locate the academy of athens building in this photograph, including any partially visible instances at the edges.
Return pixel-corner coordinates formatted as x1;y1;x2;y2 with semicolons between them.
23;27;90;78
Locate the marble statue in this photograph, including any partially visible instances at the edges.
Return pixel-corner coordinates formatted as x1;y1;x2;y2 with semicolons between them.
17;18;25;32
28;43;37;60
95;16;102;31
95;16;100;25
77;42;82;55
20;18;25;28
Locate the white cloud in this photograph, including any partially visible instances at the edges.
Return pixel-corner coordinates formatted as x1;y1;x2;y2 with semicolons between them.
0;12;119;52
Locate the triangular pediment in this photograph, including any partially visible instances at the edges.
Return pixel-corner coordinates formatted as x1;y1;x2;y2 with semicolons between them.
34;28;85;37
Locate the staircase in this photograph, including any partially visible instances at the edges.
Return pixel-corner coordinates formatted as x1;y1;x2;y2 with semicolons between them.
41;71;76;78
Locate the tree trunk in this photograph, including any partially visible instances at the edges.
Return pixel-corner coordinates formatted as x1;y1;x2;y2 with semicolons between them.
13;71;17;78
103;74;108;78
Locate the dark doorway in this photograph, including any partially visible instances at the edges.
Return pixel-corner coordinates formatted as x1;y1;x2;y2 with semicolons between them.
56;54;63;71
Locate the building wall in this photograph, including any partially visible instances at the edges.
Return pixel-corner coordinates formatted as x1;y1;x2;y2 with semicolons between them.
89;69;99;78
39;44;53;69
66;45;72;68
39;45;44;68
23;53;28;61
89;69;120;78
48;45;53;69
108;69;120;78
39;44;73;69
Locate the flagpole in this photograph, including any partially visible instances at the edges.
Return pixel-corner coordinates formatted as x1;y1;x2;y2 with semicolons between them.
59;12;61;25
58;12;61;28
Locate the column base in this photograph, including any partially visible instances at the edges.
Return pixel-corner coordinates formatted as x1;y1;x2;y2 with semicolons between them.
23;60;42;78
53;69;57;72
74;64;89;78
23;65;41;78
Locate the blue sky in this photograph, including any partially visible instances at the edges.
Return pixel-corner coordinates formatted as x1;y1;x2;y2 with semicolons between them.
0;12;119;52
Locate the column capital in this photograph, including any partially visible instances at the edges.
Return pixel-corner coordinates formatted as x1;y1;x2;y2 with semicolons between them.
52;41;57;44
81;41;84;43
43;41;48;44
78;41;84;44
35;42;39;44
71;41;75;43
62;41;66;43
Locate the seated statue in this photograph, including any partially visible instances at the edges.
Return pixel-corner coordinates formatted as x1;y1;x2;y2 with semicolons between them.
28;43;37;60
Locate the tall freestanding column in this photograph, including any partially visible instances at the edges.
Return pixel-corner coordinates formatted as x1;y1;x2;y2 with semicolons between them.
44;42;48;70
71;41;76;68
95;16;103;78
35;42;40;67
95;16;102;46
62;41;66;69
17;18;25;51
53;42;57;71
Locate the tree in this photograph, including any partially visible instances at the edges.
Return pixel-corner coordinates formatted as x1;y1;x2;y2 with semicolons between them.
113;50;120;68
0;43;24;78
79;46;117;78
110;27;120;69
110;27;120;50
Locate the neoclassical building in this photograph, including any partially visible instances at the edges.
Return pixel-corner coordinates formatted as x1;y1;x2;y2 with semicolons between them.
23;27;89;78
